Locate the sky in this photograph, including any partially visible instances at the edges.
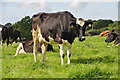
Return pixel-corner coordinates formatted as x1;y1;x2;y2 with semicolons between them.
0;0;119;25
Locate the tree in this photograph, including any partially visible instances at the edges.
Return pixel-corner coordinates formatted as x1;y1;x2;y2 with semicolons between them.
93;19;113;29
12;16;32;40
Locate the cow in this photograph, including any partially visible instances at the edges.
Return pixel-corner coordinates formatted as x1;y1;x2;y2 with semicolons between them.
2;26;13;46
99;31;111;36
105;30;120;46
2;26;21;46
32;11;92;65
14;40;54;56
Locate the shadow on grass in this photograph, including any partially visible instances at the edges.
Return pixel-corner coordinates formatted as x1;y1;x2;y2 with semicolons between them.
71;56;116;64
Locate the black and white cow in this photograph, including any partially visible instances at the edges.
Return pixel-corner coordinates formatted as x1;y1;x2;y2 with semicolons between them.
105;30;120;46
32;11;92;65
2;26;21;46
2;26;13;46
15;40;54;56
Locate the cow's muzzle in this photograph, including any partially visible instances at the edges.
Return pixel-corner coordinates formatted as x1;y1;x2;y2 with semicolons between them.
79;36;85;41
105;39;108;42
105;39;110;42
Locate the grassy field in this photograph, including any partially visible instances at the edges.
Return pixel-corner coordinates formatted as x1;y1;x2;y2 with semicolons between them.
1;36;118;78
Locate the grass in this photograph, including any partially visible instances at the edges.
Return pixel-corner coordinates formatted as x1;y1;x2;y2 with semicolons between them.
1;36;118;78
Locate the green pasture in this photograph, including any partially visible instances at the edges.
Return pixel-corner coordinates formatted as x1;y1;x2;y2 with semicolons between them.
1;36;118;78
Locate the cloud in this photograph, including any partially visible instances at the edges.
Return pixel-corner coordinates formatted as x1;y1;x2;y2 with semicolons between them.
17;0;51;11
70;0;89;9
20;0;45;8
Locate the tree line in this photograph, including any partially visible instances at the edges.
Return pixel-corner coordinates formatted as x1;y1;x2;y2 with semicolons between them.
2;16;119;40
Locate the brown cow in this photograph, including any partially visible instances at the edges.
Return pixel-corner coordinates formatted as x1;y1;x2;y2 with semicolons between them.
99;31;111;36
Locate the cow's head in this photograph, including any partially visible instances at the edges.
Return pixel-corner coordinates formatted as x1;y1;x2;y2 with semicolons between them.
76;18;86;41
105;32;118;43
76;19;93;41
2;26;8;34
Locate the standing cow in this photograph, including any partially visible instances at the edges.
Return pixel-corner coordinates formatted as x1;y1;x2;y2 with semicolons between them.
32;11;92;65
2;26;21;46
2;26;13;46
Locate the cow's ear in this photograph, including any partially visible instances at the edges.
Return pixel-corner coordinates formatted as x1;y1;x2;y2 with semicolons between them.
111;29;115;32
87;21;93;27
76;18;85;27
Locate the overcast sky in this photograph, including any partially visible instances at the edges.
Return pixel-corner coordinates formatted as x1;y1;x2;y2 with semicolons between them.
0;0;119;25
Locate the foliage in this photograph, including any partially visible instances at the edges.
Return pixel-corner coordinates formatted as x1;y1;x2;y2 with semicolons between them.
93;19;113;29
107;21;120;30
86;20;119;35
2;36;118;78
12;16;32;40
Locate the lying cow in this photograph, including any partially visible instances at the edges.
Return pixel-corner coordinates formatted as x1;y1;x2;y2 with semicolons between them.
15;40;54;56
32;11;92;65
99;31;111;36
105;30;120;46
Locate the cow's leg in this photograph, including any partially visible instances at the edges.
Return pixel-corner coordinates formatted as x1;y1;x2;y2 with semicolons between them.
41;43;47;62
66;45;72;64
59;44;64;65
32;29;38;62
19;36;22;42
14;43;26;56
6;37;9;46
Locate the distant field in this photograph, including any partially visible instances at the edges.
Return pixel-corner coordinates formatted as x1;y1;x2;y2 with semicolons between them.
2;36;118;78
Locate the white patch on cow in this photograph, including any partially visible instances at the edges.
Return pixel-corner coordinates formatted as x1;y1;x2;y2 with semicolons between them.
59;44;64;65
48;36;57;44
37;25;57;44
37;26;45;43
66;43;71;64
19;49;26;54
67;46;71;64
38;33;57;44
13;42;16;44
37;25;50;44
76;18;85;27
38;33;45;43
14;43;26;56
116;43;120;46
0;41;2;45
62;39;72;64
81;36;85;39
32;28;38;62
41;43;47;62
